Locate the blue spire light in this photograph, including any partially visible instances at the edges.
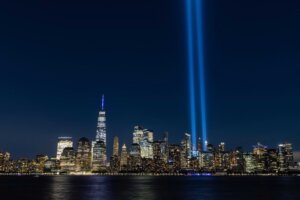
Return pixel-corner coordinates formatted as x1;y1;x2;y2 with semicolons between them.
101;94;105;111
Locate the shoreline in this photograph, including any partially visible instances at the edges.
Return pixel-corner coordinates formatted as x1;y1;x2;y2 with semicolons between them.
0;173;299;177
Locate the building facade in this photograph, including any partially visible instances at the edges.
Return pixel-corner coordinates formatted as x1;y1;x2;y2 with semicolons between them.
56;137;73;160
75;137;91;172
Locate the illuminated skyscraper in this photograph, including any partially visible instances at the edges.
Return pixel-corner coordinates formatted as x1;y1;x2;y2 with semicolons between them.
140;138;153;159
92;95;107;171
110;136;120;172
131;126;154;159
278;143;294;171
133;126;144;144
35;154;48;173
180;133;192;168
91;141;107;172
168;144;181;172
60;147;75;172
56;137;73;160
120;144;128;169
266;148;278;172
140;129;153;159
75;137;91;172
96;95;106;144
144;129;154;142
113;136;119;156
244;153;256;173
129;144;141;171
253;143;267;172
0;152;10;173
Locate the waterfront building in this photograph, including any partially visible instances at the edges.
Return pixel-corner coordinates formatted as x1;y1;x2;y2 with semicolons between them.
140;137;153;159
168;144;181;172
153;141;163;159
199;151;214;171
35;154;48;173
110;155;120;172
120;144;128;170
92;95;107;171
180;133;191;169
129;143;142;171
110;136;120;172
56;137;73;160
113;136;119;156
44;157;58;173
229;147;244;173
278;143;294;172
60;147;75;172
96;95;106;144
214;150;222;171
75;137;91;172
189;156;199;170
0;152;10;173
266;148;278;172
152;140;168;172
162;132;169;162
141;158;154;173
91;141;107;172
253;143;267;172
16;159;31;174
214;142;226;171
244;153;256;173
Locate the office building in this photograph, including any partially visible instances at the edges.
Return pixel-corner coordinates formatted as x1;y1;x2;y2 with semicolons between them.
56;137;73;160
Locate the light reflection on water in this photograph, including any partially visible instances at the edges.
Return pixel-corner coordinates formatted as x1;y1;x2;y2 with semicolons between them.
122;177;156;200
49;176;158;200
1;176;300;200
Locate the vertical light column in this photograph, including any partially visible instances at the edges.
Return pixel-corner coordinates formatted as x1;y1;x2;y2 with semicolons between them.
195;0;207;151
185;0;197;151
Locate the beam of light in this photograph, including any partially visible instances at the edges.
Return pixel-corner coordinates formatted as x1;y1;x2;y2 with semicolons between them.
195;0;207;151
185;0;197;151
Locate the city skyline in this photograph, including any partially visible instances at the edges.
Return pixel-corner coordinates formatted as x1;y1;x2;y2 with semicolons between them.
1;0;300;159
1;1;300;199
0;93;297;175
1;94;300;160
0;109;298;175
1;96;300;163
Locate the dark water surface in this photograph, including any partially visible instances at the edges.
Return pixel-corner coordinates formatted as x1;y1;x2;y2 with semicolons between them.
0;176;299;200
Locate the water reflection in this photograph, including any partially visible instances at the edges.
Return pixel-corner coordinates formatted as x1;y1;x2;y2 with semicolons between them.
3;176;300;200
49;176;108;200
87;176;108;199
120;176;157;200
49;176;72;200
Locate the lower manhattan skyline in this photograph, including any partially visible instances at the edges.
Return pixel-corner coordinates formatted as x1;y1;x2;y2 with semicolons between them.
2;1;300;199
1;0;300;160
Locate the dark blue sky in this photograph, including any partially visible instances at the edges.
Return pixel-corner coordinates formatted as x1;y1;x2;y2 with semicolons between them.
0;0;300;158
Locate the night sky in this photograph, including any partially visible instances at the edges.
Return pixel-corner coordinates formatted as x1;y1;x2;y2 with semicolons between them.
0;0;300;159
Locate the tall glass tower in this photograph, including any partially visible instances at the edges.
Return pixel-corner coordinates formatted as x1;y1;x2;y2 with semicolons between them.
91;95;107;171
95;94;106;145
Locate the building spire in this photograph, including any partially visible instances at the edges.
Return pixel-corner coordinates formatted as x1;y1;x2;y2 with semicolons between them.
101;94;104;111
